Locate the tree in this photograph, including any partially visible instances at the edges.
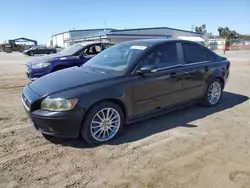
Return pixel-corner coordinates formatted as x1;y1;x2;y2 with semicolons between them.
217;27;238;40
195;24;207;36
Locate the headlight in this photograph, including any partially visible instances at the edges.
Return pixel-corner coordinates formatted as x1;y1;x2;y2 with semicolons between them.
32;62;51;68
41;98;78;112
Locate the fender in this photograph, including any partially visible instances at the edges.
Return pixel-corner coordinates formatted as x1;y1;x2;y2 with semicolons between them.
205;65;226;90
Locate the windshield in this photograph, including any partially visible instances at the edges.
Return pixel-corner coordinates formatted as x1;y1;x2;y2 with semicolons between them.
84;43;148;73
59;44;84;55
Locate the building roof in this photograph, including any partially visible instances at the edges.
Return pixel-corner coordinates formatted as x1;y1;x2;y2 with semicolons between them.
69;28;116;33
177;36;204;42
112;27;199;34
64;30;111;41
52;28;116;37
107;33;172;37
54;26;200;42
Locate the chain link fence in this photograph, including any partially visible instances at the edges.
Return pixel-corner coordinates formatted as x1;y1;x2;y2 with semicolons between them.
208;38;250;51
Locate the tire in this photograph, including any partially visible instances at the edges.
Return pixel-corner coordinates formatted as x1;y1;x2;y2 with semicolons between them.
5;48;12;53
29;51;34;56
202;79;222;106
81;101;124;144
48;51;54;55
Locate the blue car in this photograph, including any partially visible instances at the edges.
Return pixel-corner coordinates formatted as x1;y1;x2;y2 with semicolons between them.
25;42;114;81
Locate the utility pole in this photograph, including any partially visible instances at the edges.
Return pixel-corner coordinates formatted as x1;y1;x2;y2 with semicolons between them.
191;25;195;32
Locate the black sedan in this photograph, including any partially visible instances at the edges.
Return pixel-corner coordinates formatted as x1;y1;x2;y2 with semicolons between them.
22;39;230;144
23;46;57;56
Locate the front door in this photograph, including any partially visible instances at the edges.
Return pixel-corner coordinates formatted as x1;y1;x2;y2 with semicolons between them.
131;42;184;115
36;46;46;54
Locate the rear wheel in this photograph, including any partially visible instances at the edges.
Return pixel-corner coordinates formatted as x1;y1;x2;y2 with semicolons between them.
5;47;12;53
81;101;124;144
202;79;222;106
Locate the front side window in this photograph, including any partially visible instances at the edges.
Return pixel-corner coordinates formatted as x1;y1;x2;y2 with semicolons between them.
84;44;102;55
141;43;179;69
102;43;114;50
59;44;84;56
84;43;148;73
182;43;206;64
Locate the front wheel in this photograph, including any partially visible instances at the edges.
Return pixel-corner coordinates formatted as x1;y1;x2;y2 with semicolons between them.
81;102;124;144
202;79;222;106
29;51;34;56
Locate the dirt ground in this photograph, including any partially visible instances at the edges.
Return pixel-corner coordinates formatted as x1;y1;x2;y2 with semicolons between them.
0;51;250;188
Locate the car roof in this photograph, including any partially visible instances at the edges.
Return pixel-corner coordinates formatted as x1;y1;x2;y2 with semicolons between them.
118;39;189;46
79;41;114;46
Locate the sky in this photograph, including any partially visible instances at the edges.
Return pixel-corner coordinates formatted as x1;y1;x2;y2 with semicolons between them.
0;0;249;44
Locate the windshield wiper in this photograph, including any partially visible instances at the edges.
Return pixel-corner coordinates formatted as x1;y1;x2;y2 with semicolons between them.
93;67;107;74
87;66;107;74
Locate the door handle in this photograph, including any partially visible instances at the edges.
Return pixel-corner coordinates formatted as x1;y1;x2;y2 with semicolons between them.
204;66;209;71
170;72;177;78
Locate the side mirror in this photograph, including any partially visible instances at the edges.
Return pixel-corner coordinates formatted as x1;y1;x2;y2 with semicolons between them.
136;65;156;74
79;53;86;58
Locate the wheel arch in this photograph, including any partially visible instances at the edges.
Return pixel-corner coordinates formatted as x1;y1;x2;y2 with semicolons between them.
29;50;34;55
206;69;225;89
51;64;68;72
85;98;127;119
215;76;225;89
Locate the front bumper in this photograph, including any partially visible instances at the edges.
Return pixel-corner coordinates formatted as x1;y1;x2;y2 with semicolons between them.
30;109;84;138
22;86;84;138
25;65;51;81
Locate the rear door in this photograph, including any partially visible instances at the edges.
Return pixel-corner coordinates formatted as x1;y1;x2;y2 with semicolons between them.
131;42;184;115
180;42;216;101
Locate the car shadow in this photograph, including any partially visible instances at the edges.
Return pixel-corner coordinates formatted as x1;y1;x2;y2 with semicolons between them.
46;91;248;148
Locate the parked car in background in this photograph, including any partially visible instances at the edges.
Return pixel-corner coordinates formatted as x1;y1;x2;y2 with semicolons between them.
23;46;57;56
25;42;114;81
22;39;230;144
177;36;205;45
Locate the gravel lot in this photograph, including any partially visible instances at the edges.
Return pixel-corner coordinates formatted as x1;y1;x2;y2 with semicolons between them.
0;51;250;188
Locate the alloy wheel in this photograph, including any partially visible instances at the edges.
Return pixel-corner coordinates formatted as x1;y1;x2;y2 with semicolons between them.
90;107;121;142
208;82;221;105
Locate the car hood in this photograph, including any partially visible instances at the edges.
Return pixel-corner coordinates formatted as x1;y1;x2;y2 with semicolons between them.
26;54;78;66
28;66;118;96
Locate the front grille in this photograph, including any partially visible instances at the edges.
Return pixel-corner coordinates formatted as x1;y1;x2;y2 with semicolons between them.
22;93;31;111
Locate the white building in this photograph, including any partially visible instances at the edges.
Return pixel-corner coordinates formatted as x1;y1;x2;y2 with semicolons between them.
52;27;201;47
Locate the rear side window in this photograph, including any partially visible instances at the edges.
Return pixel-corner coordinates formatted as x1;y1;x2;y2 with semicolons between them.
182;43;206;64
205;50;215;61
